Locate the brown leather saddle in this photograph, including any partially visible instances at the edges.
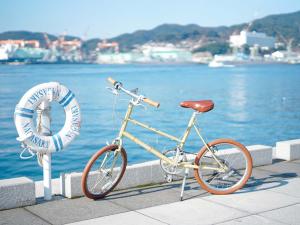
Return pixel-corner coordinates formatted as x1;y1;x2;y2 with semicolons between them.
180;100;214;112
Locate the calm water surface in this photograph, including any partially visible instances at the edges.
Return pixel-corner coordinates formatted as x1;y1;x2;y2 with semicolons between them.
0;64;300;180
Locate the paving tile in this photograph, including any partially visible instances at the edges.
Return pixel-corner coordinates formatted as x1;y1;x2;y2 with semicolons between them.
291;159;300;164
216;214;285;225
241;168;295;193
26;197;129;225
155;178;211;200
106;182;182;210
65;211;166;225
259;203;300;225
177;179;211;200
0;208;50;225
267;177;300;198
180;168;292;197
138;198;248;225
257;161;300;177
203;189;299;214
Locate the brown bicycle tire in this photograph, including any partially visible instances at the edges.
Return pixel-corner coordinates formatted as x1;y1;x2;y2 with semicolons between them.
194;138;252;195
81;144;127;199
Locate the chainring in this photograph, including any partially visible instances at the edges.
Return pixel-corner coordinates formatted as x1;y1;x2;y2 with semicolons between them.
160;148;187;175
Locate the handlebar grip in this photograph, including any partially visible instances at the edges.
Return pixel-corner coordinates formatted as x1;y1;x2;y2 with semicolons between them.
143;97;160;108
107;77;116;85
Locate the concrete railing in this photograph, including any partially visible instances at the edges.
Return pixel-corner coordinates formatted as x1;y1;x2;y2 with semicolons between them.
275;139;300;161
1;140;299;209
63;144;273;198
0;177;35;210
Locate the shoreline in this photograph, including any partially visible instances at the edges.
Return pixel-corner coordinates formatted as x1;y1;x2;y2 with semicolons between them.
1;138;299;210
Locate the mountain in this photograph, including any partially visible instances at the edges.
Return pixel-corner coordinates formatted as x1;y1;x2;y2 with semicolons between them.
109;24;234;50
0;10;299;51
247;10;300;44
109;10;300;50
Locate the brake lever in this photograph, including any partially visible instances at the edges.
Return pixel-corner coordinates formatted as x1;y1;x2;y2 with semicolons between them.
136;103;147;110
106;87;119;95
130;95;147;110
130;88;138;94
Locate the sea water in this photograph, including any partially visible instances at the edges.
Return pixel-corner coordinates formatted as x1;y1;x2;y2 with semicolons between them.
0;64;300;180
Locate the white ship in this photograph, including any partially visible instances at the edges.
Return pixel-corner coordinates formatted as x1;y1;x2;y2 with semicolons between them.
0;46;9;61
208;60;235;68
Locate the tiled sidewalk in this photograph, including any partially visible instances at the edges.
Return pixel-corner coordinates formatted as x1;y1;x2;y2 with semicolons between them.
1;159;300;225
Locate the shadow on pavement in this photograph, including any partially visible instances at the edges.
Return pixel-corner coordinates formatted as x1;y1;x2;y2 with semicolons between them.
103;181;182;200
238;172;297;193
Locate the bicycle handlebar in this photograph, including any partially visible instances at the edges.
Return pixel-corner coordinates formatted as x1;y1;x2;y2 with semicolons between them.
142;97;160;108
107;77;160;108
107;77;117;85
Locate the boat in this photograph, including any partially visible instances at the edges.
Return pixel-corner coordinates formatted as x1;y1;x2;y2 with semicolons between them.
208;60;235;68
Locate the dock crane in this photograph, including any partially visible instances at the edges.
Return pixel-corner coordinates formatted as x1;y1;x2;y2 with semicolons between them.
43;33;52;49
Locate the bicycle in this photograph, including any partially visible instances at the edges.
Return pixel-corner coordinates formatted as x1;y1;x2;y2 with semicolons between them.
81;77;253;200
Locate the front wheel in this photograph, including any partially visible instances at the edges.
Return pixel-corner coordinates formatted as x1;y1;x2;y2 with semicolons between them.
81;144;127;199
194;139;252;195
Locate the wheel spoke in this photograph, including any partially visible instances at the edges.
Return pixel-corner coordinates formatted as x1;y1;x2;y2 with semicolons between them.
195;140;251;193
82;146;127;199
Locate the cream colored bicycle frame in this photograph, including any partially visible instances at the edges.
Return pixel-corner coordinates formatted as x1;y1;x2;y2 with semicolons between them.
115;103;227;172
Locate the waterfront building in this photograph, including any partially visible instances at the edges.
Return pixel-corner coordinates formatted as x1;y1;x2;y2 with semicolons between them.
0;40;45;63
140;43;192;63
0;46;9;60
192;52;213;64
11;47;49;62
96;53;133;64
230;30;275;48
271;50;300;64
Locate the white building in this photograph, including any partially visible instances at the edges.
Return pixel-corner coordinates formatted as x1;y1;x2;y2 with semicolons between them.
140;44;192;62
230;30;275;48
271;50;300;63
0;47;8;60
97;53;133;64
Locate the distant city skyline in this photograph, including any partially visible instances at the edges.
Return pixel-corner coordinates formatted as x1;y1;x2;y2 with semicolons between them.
0;0;299;39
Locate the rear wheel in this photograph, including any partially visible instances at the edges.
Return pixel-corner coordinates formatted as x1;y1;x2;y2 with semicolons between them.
81;144;127;199
194;139;252;195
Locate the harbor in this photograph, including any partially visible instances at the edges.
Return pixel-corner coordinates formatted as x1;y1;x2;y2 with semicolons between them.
1;21;300;65
1;2;300;224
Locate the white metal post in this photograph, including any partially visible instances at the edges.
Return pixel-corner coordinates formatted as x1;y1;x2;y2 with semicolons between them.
43;153;52;200
37;101;52;200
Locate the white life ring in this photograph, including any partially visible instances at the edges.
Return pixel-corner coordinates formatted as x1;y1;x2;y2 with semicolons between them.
14;82;81;153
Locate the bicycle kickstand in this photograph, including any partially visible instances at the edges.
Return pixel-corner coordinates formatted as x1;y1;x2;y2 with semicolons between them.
180;168;189;201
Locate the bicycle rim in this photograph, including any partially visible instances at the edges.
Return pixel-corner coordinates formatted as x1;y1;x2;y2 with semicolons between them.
82;145;127;199
194;139;252;194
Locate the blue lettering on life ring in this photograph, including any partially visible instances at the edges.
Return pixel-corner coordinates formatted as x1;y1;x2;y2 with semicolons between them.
16;107;34;114
15;107;34;118
15;113;33;118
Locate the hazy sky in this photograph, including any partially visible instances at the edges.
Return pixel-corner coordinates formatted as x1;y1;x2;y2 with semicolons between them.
0;0;299;39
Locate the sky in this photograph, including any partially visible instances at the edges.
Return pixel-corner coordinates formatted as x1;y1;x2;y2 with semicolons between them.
0;0;299;39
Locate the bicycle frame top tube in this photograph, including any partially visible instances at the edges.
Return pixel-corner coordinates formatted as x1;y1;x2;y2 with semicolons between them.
117;101;198;150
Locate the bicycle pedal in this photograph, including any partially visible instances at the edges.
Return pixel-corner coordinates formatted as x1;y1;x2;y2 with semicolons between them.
165;174;173;183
